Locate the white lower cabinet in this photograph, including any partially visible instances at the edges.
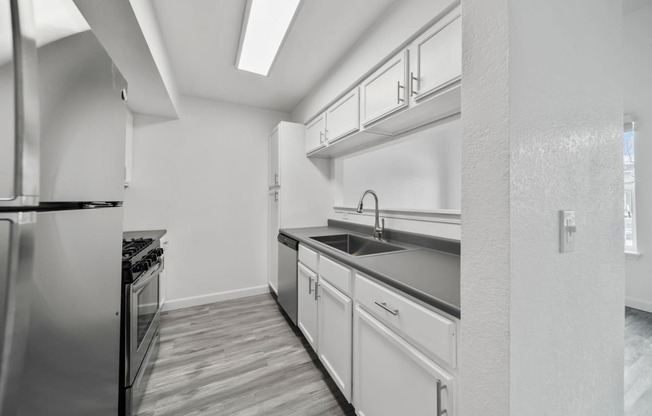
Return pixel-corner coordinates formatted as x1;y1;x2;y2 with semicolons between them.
298;262;318;350
317;278;352;402
296;248;457;415
353;305;454;416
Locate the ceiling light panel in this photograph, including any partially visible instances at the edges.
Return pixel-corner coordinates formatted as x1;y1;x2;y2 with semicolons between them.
237;0;301;76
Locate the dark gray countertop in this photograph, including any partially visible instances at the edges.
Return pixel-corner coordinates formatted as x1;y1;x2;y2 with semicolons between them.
123;229;167;241
280;226;460;318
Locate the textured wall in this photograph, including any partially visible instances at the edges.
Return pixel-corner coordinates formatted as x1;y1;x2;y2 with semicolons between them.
460;0;511;414
461;0;624;415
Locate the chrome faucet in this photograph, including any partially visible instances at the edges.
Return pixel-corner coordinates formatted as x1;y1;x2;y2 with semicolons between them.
356;190;384;240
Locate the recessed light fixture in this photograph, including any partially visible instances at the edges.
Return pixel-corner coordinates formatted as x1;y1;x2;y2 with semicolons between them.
236;0;302;76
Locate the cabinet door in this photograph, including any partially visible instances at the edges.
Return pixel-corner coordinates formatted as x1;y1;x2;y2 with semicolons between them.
353;306;454;416
409;11;461;103
268;190;279;293
360;50;408;127
325;88;359;144
317;278;352;402
269;129;280;188
298;263;318;351
305;113;326;154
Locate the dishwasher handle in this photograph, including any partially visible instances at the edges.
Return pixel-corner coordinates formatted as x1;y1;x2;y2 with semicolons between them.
277;233;299;250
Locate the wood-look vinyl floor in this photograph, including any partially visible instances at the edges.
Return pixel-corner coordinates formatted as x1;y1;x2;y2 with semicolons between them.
626;307;652;416
136;293;355;416
137;297;652;415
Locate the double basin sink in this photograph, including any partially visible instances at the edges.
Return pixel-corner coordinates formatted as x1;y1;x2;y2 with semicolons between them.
309;234;407;257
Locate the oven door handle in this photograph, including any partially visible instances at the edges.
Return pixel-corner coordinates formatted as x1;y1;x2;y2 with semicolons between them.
132;262;162;293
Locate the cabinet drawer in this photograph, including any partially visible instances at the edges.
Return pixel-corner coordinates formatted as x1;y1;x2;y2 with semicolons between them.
355;273;456;368
298;244;318;272
319;256;352;297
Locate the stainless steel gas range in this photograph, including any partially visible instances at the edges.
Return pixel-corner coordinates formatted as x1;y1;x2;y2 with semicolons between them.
120;235;165;416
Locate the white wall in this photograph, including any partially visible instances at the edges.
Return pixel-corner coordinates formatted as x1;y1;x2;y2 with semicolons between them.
340;118;461;211
123;95;287;309
461;1;624;416
624;2;652;313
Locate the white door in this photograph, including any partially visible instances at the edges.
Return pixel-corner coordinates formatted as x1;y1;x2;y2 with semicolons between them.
409;11;462;103
269;129;280;188
325;88;359;145
360;50;408;127
353;306;454;416
305;113;326;154
317;278;352;402
298;263;318;351
268;190;279;293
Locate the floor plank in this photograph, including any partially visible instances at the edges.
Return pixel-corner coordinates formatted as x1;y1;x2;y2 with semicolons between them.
626;307;652;416
136;294;355;416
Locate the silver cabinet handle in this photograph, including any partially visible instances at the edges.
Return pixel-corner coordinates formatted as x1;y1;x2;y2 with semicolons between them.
319;131;324;144
0;212;36;415
436;379;448;416
274;191;278;202
374;301;399;315
1;0;40;208
410;72;419;96
397;81;405;104
308;275;313;294
314;282;320;301
273;173;279;185
324;129;329;143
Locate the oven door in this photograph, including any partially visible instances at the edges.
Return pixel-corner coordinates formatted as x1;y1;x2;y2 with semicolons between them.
129;260;162;384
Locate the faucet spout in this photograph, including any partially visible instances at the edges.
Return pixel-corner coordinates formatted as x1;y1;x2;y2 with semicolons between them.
356;190;384;240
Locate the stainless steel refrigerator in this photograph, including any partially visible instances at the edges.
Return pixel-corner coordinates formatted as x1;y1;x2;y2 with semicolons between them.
1;1;127;415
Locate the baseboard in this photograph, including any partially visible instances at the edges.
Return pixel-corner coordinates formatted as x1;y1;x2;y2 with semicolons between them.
163;285;271;311
626;296;652;314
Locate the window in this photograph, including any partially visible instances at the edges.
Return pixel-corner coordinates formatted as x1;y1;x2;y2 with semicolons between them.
624;117;637;252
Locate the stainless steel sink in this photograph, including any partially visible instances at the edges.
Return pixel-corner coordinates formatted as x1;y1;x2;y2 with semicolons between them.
309;234;406;257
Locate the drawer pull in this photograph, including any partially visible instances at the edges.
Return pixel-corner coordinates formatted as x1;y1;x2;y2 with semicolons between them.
437;379;448;416
374;301;399;316
308;275;313;294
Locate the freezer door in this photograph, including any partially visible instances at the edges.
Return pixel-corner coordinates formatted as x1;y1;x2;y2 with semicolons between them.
16;207;123;416
37;30;127;203
0;0;40;207
0;212;35;416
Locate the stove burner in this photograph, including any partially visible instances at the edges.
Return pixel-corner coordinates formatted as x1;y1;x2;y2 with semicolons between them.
122;238;154;262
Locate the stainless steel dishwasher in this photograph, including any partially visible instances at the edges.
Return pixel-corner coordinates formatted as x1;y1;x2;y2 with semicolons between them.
277;233;299;325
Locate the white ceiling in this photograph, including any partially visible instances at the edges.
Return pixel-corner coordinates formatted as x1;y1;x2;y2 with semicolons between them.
151;0;398;113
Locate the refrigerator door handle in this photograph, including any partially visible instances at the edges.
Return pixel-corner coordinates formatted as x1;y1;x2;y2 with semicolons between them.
0;0;40;208
0;212;36;416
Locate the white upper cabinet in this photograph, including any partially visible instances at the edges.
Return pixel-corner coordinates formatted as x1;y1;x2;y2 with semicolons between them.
325;88;360;144
409;9;462;103
269;129;280;188
304;7;462;157
306;113;326;155
360;50;408;127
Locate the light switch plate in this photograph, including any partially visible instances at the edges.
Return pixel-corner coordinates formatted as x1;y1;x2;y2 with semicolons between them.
559;210;576;253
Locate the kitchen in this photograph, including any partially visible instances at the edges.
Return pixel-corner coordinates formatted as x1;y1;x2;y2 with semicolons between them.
0;0;648;416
